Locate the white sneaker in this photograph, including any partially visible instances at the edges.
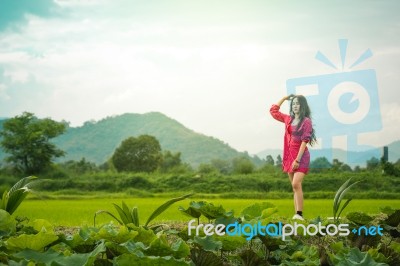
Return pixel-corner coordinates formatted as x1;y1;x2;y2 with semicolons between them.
292;214;304;220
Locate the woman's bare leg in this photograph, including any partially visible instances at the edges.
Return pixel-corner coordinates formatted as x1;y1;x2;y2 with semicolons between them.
292;172;305;212
288;173;296;212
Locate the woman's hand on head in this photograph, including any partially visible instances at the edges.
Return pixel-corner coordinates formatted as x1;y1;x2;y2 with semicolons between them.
285;94;294;101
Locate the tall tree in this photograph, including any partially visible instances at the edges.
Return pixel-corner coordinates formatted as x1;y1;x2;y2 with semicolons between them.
232;157;254;174
0;112;66;174
366;157;379;170
265;155;275;166
112;135;162;172
310;157;332;172
275;155;282;167
159;151;182;173
211;159;232;174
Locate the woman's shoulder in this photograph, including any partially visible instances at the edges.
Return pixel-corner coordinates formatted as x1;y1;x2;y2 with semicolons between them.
301;117;313;128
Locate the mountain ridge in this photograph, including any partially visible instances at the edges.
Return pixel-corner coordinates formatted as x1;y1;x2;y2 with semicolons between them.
0;112;256;166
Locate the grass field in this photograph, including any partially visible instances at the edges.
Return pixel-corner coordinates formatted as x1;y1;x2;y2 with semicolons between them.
14;197;400;227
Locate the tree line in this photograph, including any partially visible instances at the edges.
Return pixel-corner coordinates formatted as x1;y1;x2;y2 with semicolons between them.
1;112;400;177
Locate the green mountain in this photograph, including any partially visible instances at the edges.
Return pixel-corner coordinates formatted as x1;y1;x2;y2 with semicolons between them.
0;112;253;166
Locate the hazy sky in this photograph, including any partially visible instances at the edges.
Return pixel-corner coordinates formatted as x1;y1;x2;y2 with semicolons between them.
0;0;399;155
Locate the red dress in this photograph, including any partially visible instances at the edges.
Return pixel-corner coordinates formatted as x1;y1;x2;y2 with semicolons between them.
270;104;312;174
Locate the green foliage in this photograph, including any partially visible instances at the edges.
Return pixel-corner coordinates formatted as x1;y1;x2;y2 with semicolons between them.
366;157;380;170
1;218;195;264
310;157;332;172
179;202;202;221
281;245;320;266
0;112;66;174
239;249;265;266
146;234;189;258
275;154;282;167
179;201;238;235
114;253;190;266
13;241;106;265
179;201;232;222
332;159;352;172
384;208;400;228
210;159;232;175
265;155;274;166
159;151;182;173
94;202;139;227
346;212;374;225
95;193;193;228
0;209;16;237
190;247;223;266
0;198;399;265
94;224;139;243
193;236;222;252
333;178;360;222
6;228;58;251
144;193;193;227
240;202;276;221
59;158;98;175
330;247;388;266
232;157;254;174
197;163;218;175
112;135;162;173
381;159;400;176
213;234;247;252
26;169;400;199
0;176;37;215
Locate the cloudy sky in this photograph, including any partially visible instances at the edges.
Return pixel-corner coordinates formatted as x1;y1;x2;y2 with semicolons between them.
0;0;399;155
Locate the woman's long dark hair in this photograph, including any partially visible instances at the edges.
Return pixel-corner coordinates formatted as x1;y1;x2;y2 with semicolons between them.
290;95;317;146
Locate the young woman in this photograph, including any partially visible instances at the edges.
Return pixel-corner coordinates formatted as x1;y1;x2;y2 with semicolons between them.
270;95;316;220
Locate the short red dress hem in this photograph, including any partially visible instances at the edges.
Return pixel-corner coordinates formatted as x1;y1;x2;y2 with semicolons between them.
285;168;309;174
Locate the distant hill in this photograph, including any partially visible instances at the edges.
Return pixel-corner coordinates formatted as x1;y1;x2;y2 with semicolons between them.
257;140;400;166
0;112;256;166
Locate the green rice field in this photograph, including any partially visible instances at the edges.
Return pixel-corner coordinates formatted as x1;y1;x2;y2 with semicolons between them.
14;198;400;227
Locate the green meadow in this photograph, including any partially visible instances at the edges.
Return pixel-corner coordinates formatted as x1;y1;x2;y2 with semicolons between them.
15;197;400;227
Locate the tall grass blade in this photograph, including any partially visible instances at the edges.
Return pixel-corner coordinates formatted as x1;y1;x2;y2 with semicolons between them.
7;176;37;194
1;176;38;215
113;203;130;225
144;193;193;227
1;191;7;210
333;178;360;222
337;198;352;219
333;178;352;216
6;188;30;215
121;201;133;224
130;207;139;227
336;181;360;214
94;210;123;227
